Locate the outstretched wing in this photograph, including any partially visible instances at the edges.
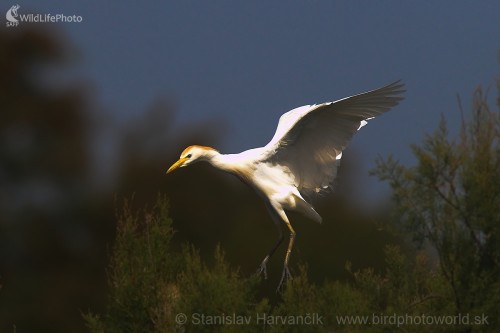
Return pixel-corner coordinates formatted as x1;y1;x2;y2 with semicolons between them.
263;81;405;197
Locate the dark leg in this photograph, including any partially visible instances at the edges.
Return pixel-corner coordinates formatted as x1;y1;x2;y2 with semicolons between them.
257;229;284;280
263;203;296;293
277;220;295;293
257;203;284;280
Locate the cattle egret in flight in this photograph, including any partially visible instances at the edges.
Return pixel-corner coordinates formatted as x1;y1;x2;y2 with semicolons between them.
167;81;405;291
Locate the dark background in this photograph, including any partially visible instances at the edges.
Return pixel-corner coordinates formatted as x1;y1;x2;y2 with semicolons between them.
1;2;499;332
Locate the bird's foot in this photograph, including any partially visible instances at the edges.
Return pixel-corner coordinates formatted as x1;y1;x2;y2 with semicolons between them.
256;257;269;280
276;265;292;293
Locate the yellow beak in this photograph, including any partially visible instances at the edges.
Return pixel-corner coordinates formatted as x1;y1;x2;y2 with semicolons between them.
166;157;189;174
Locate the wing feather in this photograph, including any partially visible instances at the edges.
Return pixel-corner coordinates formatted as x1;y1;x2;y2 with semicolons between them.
263;81;405;197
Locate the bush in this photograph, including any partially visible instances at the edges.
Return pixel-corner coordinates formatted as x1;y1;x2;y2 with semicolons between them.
85;198;458;333
84;196;269;333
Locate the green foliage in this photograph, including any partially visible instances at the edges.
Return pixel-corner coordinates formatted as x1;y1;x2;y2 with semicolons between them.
268;246;452;333
84;196;178;333
170;245;270;333
86;198;455;333
372;84;500;331
84;196;269;333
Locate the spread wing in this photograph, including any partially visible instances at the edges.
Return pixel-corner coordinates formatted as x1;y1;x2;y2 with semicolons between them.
263;81;405;197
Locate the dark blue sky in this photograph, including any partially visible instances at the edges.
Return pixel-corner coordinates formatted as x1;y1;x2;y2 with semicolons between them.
14;1;500;205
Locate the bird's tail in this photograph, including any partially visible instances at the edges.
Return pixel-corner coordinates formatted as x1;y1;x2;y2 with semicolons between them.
292;194;322;224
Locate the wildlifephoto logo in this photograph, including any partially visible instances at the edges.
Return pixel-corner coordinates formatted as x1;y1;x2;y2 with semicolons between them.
5;4;19;27
5;4;83;27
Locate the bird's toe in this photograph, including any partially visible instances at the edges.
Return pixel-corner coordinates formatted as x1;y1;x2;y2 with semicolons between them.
276;265;292;293
257;257;269;280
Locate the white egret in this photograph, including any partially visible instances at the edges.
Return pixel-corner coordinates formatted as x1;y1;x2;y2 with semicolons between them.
167;81;405;291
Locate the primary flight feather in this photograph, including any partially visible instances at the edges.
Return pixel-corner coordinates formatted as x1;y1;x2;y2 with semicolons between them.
167;81;405;291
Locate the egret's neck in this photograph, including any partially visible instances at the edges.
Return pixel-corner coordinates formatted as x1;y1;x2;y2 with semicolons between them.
207;151;251;178
207;152;233;172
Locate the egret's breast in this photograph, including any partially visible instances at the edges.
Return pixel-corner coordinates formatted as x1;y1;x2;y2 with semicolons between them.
252;162;295;194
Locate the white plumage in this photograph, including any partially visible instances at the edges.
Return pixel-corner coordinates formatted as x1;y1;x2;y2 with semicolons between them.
167;81;405;291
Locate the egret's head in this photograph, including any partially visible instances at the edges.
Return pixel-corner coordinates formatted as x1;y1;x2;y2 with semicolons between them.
166;145;218;174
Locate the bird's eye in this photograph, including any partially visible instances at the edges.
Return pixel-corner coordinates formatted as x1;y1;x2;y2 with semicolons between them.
186;154;192;158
